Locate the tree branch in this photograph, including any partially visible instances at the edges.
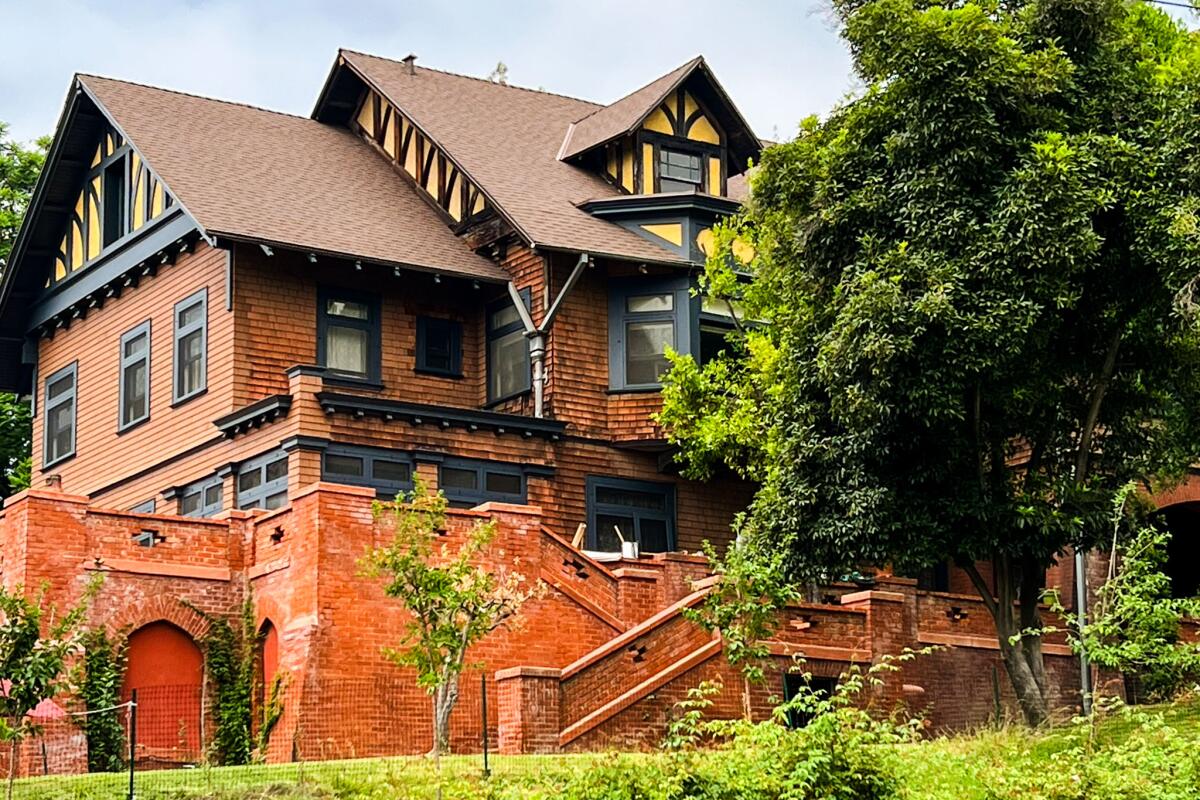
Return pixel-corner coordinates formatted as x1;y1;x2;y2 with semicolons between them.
960;559;998;621
1075;328;1122;484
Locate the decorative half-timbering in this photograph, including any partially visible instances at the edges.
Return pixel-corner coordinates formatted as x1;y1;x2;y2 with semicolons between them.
51;125;175;285
352;89;488;225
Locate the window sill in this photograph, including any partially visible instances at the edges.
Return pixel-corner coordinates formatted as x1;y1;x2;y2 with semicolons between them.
42;451;76;470
414;368;464;380
605;386;662;395
116;416;150;436
324;376;385;392
171;387;208;409
483;389;531;408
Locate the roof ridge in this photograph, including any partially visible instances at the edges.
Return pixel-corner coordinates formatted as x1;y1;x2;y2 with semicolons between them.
339;49;602;108
77;72;312;123
568;55;703;127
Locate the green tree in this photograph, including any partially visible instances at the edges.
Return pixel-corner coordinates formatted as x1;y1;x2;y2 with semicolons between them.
362;479;538;755
659;0;1200;726
0;122;46;497
78;627;127;773
0;581;96;799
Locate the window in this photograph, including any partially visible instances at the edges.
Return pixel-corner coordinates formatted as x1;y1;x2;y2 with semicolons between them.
321;446;413;498
698;295;740;366
173;289;207;403
486;290;531;403
119;321;151;430
415;317;463;377
586;476;676;553
178;476;224;518
658;147;702;192
608;278;689;390
782;674;838;729
130;498;156;514
102;159;126;247
43;362;77;466
438;459;526;507
318;288;380;382
237;451;289;511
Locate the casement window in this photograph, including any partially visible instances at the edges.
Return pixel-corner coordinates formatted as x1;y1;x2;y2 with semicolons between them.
608;277;691;390
317;287;380;382
173;289;207;403
118;321;151;430
322;446;413;498
586;476;676;553
415;317;463;377
43;362;77;467
486;290;531;403
438;459;525;507
782;674;838;729
178;475;224;518
130;498;156;514
658;147;703;193
236;451;289;511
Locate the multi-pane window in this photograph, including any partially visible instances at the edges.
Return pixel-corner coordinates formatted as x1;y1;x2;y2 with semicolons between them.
658;148;702;192
698;295;741;366
173;289;207;403
318;288;380;382
43;363;77;466
179;476;224;518
782;674;838;729
486;290;531;403
415;317;463;377
119;321;150;430
322;446;413;498
438;459;526;507
237;451;289;511
608;278;689;390
586;476;675;553
130;498;156;514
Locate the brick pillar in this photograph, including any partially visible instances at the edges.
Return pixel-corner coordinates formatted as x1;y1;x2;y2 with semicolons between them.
495;666;562;754
841;589;909;709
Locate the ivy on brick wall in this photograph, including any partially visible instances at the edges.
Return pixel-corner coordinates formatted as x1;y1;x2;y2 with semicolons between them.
192;599;257;766
79;627;128;773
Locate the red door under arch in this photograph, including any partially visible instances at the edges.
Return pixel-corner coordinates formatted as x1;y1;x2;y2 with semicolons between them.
259;619;279;705
122;621;204;763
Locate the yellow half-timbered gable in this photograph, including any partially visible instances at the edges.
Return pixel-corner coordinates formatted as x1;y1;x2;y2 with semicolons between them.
51;124;175;285
599;87;726;197
352;89;488;225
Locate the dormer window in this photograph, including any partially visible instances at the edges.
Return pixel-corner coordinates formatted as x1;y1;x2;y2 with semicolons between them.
658;148;703;193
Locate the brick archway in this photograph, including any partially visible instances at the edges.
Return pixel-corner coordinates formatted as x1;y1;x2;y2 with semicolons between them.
105;595;212;642
1151;472;1200;509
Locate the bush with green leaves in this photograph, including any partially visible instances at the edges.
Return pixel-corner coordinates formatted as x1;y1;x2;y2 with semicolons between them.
78;627;127;773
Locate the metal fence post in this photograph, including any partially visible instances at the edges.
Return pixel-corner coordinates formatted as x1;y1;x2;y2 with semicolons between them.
481;673;490;778
128;689;137;800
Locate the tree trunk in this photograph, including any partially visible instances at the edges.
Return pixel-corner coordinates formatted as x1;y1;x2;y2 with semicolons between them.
431;675;460;757
7;737;16;800
962;556;1050;727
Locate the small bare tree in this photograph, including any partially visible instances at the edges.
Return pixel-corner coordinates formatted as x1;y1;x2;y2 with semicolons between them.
363;479;538;756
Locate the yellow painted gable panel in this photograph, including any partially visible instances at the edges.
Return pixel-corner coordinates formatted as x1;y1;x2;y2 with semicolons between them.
641;142;654;194
688;114;721;145
151;181;164;218
640;223;683;247
382;111;396;158
643;106;673;135
683;91;699;121
708;157;721;195
448;178;463;221
356;92;376;138
404;133;419;177
621;144;634;192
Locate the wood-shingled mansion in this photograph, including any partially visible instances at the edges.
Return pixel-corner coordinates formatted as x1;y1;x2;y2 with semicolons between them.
1;51;1198;771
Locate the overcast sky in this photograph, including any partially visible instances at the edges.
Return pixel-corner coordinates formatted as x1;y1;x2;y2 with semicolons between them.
0;0;856;146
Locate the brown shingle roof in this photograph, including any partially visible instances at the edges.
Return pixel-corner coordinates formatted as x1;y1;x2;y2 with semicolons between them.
558;57;701;161
79;74;507;282
339;50;689;266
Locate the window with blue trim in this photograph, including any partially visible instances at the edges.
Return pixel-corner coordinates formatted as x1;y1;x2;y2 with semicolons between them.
179;475;224;517
173;288;207;403
586;476;676;553
608;277;690;390
322;446;414;498
415;317;463;377
43;362;77;467
237;450;289;510
317;287;381;382
119;320;151;430
129;498;156;514
438;459;526;507
486;289;531;403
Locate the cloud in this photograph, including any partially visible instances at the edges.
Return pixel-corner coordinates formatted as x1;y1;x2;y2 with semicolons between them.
0;0;855;144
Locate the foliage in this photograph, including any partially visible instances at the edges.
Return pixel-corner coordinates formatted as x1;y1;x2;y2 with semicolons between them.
0;579;97;799
1056;484;1200;702
362;478;540;755
255;671;287;759
661;679;723;751
659;0;1200;726
196;599;257;767
78;627;127;773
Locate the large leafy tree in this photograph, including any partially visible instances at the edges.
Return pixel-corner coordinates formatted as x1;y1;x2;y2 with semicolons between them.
660;0;1200;726
0;123;47;497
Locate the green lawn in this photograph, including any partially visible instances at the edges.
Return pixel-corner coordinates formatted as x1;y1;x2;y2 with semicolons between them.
11;699;1200;799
